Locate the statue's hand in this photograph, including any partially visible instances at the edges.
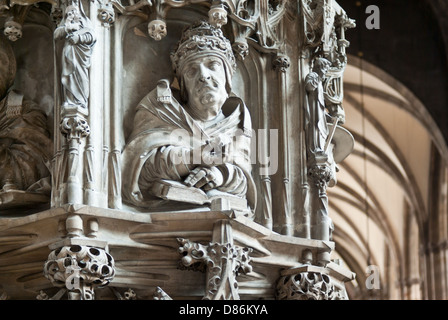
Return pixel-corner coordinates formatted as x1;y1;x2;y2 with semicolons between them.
67;33;80;44
184;166;224;190
189;136;231;167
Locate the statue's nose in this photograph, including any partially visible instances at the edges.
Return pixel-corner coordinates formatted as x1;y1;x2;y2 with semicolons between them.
199;75;211;82
198;65;211;82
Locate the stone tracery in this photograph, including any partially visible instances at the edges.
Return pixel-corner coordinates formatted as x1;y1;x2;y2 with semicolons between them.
0;0;357;301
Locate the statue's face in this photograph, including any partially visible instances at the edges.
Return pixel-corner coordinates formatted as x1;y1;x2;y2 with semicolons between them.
314;59;331;79
182;56;228;111
66;7;80;22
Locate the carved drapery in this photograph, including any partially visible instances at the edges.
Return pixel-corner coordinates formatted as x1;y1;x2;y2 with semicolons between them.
0;27;53;209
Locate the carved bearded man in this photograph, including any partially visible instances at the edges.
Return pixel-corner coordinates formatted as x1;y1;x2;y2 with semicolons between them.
0;35;53;194
122;21;256;213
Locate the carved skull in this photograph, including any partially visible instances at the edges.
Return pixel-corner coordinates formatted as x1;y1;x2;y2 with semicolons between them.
4;21;22;42
147;19;167;41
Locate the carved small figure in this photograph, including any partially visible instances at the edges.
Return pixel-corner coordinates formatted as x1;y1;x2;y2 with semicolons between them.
122;21;256;213
54;4;96;112
304;57;332;159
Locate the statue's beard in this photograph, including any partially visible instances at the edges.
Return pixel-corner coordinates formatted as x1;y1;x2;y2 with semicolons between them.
200;92;217;105
197;79;224;105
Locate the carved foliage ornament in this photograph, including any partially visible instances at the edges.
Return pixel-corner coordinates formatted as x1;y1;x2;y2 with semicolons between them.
276;271;345;300
308;164;332;190
60;116;90;141
177;238;252;300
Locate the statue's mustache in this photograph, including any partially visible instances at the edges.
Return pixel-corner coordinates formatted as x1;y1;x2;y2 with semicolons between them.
197;78;219;93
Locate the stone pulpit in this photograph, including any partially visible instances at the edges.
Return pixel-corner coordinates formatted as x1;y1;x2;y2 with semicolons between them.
0;0;356;300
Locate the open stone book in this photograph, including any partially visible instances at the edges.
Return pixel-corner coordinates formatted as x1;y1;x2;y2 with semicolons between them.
150;179;248;211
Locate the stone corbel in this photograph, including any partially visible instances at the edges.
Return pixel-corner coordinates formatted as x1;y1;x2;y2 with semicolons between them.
43;214;116;300
276;266;347;300
2;5;30;41
98;2;115;27
209;0;227;28
60;115;90;143
177;220;252;300
273;53;290;73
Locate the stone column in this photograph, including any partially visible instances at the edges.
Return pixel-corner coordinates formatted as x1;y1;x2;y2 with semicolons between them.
274;53;292;236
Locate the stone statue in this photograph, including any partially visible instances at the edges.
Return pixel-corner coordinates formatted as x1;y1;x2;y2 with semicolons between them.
54;3;96;112
122;21;256;213
0;34;53;196
304;57;332;159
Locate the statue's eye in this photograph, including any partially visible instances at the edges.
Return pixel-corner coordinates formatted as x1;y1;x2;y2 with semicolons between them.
185;66;197;78
209;60;221;70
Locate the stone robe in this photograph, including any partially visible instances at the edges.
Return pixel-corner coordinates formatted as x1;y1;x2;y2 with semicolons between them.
54;22;95;109
305;71;329;157
122;80;256;211
0;91;53;192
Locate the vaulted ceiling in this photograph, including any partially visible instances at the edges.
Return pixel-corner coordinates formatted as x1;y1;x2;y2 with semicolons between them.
331;0;448;299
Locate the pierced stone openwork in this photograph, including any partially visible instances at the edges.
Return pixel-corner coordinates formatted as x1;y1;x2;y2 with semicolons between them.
276;271;345;300
178;238;252;300
43;244;115;300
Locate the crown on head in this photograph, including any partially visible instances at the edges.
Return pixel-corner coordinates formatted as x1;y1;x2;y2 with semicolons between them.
171;21;236;77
